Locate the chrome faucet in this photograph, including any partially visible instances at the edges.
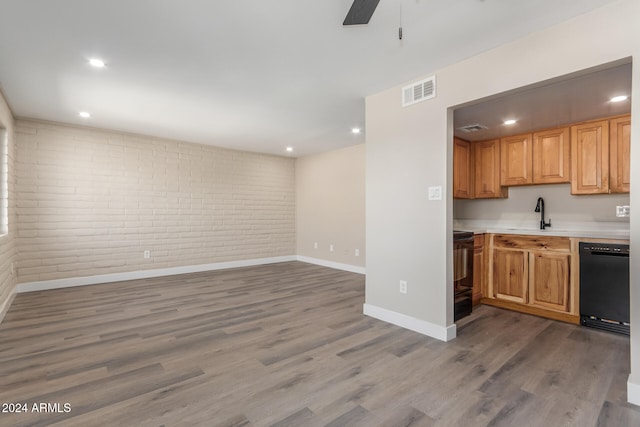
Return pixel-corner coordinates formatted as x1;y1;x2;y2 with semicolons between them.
534;197;551;230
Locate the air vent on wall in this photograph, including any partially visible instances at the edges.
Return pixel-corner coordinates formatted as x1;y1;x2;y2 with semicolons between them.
457;124;488;133
402;76;436;107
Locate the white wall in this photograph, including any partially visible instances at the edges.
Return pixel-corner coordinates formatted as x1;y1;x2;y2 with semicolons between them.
454;184;629;226
296;144;365;271
365;0;640;403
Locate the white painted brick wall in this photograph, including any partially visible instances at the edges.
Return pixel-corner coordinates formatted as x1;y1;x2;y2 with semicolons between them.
16;119;296;283
0;92;17;318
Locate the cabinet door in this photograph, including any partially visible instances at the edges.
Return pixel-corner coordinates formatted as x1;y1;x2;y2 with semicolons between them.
571;120;609;194
474;139;507;198
610;115;631;194
533;127;570;184
492;249;527;303
472;234;484;305
529;252;570;312
453;137;473;199
500;133;532;186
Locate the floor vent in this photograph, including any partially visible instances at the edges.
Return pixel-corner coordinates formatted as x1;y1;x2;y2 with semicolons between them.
402;76;436;107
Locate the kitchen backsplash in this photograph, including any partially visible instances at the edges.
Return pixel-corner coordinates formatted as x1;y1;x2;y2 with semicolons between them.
453;183;630;226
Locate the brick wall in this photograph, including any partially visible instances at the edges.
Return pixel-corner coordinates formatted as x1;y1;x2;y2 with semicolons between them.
0;91;17;319
16;119;295;283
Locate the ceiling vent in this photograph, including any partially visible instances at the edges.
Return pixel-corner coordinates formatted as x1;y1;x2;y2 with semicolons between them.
402;76;436;107
458;124;488;133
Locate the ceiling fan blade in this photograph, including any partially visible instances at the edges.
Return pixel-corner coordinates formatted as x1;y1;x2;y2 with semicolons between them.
343;0;381;26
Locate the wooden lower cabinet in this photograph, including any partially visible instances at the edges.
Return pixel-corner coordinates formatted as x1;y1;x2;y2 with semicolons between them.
529;252;570;312
483;234;577;324
472;234;484;305
492;249;527;303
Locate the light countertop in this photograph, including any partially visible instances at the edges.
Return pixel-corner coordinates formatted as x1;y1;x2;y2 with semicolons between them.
454;220;629;240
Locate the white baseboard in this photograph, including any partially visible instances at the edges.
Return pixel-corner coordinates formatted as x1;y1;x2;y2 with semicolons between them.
0;290;16;324
16;255;365;293
296;256;365;275
363;303;456;342
17;255;297;293
628;375;640;406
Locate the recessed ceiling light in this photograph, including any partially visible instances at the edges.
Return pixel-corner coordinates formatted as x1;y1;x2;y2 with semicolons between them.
503;119;517;125
286;146;293;152
79;111;91;118
610;95;628;103
351;127;361;134
89;58;105;68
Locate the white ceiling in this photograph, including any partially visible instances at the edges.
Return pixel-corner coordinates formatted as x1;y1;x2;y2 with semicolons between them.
0;0;622;157
454;61;632;141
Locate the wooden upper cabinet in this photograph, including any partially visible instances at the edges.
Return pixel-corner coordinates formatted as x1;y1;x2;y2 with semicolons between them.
571;120;609;195
532;127;570;184
610;115;631;193
474;139;507;199
500;133;532;186
453;137;473;199
456;115;627;197
500;127;570;186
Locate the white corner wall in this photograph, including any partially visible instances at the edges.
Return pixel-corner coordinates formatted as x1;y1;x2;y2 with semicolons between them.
365;0;640;404
296;144;366;271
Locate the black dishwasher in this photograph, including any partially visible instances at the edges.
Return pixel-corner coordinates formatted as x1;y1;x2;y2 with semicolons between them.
579;242;630;335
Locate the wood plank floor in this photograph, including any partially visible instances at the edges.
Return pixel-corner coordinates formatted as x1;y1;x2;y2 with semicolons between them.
0;261;638;426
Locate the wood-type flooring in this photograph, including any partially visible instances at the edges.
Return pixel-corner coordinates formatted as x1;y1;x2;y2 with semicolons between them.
0;261;638;426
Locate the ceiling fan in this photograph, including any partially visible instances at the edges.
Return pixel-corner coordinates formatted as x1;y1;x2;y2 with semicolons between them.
343;0;381;25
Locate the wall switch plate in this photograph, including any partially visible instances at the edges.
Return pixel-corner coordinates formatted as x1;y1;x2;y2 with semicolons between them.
329;244;334;252
144;250;151;259
314;242;318;249
355;249;360;256
616;205;630;218
428;186;442;200
399;280;408;294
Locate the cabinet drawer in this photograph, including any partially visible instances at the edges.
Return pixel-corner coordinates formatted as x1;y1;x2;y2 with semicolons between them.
493;234;570;252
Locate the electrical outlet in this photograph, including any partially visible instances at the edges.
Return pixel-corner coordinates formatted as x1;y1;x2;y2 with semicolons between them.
144;250;151;259
428;186;442;201
330;244;334;252
314;242;318;249
355;249;360;256
616;205;630;218
399;280;408;294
